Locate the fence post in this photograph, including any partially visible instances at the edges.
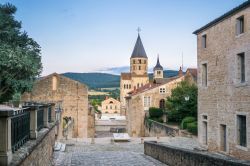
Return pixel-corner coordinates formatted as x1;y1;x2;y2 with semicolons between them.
28;106;38;139
0;107;13;165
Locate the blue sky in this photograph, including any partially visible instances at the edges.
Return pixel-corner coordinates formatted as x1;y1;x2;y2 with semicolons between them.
1;0;247;75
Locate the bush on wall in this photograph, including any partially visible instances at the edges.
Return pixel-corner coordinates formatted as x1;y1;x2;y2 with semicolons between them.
149;107;163;118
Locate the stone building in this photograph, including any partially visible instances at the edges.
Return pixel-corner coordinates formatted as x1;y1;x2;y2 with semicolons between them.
120;34;149;115
194;1;250;160
125;57;190;137
101;97;121;114
21;73;95;138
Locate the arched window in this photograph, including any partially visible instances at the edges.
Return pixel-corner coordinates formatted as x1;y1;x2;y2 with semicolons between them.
139;66;141;70
139;59;141;64
141;83;143;87
137;83;140;88
129;84;131;89
109;101;113;104
126;84;129;89
159;99;165;109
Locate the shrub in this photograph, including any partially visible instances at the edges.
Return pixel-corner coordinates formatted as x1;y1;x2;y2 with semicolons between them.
181;116;196;129
149;107;163;118
186;121;198;135
149;117;163;123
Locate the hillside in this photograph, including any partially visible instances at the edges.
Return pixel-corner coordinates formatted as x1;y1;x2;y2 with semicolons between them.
62;72;120;89
62;70;180;89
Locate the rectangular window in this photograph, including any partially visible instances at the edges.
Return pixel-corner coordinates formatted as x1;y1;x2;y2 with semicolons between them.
202;63;208;87
237;115;247;147
238;53;245;83
236;16;244;35
220;124;227;152
144;96;151;107
202;34;207;48
159;88;166;94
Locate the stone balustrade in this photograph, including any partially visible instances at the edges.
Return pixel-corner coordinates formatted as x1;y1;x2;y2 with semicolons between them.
0;102;56;165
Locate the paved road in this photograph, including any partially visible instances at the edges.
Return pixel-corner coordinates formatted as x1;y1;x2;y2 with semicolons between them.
52;138;166;166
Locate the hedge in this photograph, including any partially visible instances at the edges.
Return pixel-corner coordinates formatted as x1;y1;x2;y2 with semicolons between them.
181;116;196;129
149;107;163;118
187;121;198;135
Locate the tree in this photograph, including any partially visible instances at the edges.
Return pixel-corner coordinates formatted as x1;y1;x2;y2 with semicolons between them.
0;3;42;103
166;81;197;123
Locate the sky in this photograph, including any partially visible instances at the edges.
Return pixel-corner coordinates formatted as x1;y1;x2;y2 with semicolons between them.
1;0;247;76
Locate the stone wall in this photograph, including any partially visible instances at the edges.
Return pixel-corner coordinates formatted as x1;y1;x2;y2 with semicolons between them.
10;124;56;166
21;73;90;138
126;76;184;137
144;119;179;137
196;5;250;159
144;141;250;166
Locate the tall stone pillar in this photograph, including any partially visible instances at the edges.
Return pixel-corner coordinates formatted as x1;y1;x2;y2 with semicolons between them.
0;109;13;165
29;107;38;139
43;106;49;128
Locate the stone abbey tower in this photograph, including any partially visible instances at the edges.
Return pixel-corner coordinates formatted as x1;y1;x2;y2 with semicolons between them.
120;34;149;113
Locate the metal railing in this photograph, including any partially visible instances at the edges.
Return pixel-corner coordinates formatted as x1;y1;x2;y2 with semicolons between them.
11;110;30;152
37;107;44;131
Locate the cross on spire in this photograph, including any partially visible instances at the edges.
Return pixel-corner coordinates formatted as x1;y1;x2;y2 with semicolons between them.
137;27;141;34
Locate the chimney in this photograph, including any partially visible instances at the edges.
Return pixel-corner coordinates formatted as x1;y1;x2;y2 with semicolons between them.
105;96;109;100
178;66;183;76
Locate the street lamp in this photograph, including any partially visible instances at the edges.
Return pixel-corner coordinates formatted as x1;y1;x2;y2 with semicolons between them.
184;96;190;101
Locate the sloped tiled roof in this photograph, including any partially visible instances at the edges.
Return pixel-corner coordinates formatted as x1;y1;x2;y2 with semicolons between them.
127;76;182;97
193;0;250;34
186;68;197;78
131;34;147;58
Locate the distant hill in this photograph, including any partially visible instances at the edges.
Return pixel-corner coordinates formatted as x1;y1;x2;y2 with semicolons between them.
62;70;180;89
62;72;120;89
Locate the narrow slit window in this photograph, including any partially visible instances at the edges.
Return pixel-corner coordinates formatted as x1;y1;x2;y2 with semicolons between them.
202;63;208;87
238;53;245;83
236;16;244;35
202;34;207;48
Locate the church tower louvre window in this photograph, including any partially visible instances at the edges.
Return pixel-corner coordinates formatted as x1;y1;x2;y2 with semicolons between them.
153;55;164;79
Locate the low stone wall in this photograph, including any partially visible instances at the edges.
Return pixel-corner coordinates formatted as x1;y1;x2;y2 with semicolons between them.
10;124;56;166
95;120;126;132
144;141;250;166
144;119;179;137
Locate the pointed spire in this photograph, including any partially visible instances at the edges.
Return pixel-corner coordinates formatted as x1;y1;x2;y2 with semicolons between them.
153;54;163;71
131;33;147;58
178;66;183;76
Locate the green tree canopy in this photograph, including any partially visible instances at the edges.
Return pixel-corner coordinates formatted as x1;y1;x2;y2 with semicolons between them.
166;81;197;123
0;3;42;102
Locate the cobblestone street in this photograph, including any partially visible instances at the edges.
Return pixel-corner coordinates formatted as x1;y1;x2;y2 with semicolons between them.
52;138;167;166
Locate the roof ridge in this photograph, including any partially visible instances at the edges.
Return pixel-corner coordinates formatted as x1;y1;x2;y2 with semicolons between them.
193;0;250;34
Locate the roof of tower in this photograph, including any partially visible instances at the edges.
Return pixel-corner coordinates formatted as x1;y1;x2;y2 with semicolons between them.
131;34;147;58
153;55;163;71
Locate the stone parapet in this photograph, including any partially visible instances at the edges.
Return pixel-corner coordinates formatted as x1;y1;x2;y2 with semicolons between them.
144;141;250;166
10;123;56;166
